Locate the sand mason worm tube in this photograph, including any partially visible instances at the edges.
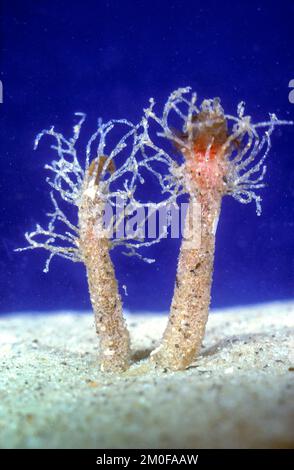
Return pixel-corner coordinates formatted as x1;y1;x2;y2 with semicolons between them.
77;155;130;372
16;113;178;372
144;87;292;370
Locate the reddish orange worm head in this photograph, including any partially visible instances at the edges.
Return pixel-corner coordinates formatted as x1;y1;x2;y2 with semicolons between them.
179;109;234;193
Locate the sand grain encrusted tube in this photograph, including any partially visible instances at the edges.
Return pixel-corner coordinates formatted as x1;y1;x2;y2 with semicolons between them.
151;188;221;370
16;113;180;374
146;87;292;371
79;168;130;372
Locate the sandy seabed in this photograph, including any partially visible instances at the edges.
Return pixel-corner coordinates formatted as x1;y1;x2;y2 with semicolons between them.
0;301;293;449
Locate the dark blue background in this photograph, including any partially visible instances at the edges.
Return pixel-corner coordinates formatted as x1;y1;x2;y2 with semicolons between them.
0;0;293;314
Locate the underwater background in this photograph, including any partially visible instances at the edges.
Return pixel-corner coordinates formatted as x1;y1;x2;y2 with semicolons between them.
0;0;293;314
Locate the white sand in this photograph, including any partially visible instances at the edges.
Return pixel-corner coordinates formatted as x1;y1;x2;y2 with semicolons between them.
0;301;293;449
